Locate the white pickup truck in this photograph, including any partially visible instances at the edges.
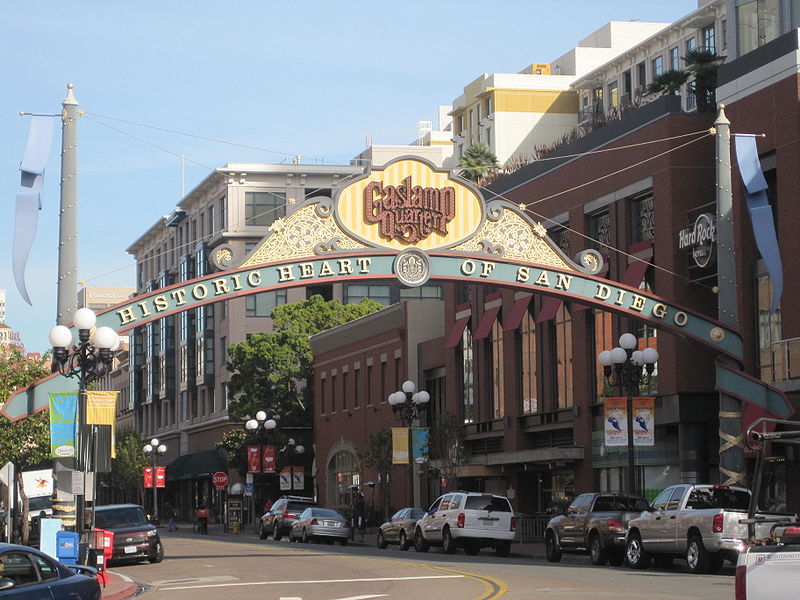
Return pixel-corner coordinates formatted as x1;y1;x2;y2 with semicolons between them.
624;483;794;574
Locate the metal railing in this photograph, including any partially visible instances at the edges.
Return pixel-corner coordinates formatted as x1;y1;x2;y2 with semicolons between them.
514;513;551;542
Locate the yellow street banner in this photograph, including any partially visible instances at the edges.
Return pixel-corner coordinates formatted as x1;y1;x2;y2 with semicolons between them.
392;427;409;464
86;390;118;458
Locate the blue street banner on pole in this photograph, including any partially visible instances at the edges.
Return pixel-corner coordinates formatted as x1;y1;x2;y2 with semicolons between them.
14;115;55;305
734;134;783;313
411;428;429;464
49;391;77;458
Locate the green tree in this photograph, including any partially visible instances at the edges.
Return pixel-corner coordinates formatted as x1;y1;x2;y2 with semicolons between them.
358;428;393;520
422;413;469;493
226;295;383;426
0;347;52;543
645;49;725;113
107;429;148;505
459;143;500;182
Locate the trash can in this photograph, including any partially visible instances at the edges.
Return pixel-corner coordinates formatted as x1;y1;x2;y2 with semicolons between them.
56;531;80;565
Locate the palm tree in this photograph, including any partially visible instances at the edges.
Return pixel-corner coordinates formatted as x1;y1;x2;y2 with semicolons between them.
683;49;725;113
459;143;499;182
646;70;688;98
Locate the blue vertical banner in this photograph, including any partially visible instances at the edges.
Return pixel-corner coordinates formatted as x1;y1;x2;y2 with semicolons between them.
734;134;783;313
49;392;77;458
411;427;429;464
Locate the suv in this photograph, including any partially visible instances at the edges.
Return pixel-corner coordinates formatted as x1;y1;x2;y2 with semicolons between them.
414;492;515;556
259;496;317;541
93;504;163;564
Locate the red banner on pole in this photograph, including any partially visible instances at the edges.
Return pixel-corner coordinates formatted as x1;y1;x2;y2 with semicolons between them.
143;466;154;488
262;445;277;474
247;445;262;473
156;466;166;488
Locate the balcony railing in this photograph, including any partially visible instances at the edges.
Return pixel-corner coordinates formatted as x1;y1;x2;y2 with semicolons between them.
578;105;603;123
768;337;800;383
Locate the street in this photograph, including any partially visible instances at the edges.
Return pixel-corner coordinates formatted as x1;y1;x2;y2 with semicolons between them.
107;529;736;600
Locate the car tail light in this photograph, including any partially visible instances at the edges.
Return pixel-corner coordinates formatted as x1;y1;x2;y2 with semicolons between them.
713;514;724;533
510;516;517;532
457;513;465;528
734;564;747;600
282;511;291;519
779;526;800;542
607;519;624;533
310;518;318;525
713;485;730;490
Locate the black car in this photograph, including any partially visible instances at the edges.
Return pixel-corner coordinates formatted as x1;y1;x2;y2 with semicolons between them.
259;496;317;541
93;504;163;564
0;542;100;599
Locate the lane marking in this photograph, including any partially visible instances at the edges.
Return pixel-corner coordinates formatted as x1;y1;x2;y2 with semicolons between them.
159;574;463;591
421;563;507;600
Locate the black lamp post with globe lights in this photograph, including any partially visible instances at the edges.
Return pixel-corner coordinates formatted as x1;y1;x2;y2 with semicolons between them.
387;380;430;506
597;332;658;496
48;307;120;557
143;438;167;523
245;412;276;526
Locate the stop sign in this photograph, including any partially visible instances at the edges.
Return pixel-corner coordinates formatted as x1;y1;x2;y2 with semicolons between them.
212;471;228;489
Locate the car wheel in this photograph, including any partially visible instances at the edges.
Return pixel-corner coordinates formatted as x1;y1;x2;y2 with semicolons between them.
377;531;388;549
273;528;282;542
399;531;409;551
608;549;625;566
589;533;608;566
495;541;511;557
545;531;562;563
442;527;457;554
625;532;651;569
258;523;268;540
686;534;712;574
414;529;430;553
464;543;480;556
340;538;348;546
148;541;164;564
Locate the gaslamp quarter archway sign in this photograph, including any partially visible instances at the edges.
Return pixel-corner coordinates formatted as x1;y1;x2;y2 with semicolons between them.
3;157;745;420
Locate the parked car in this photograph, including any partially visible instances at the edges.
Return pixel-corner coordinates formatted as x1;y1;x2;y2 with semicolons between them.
414;491;515;556
259;496;317;541
545;493;649;565
625;484;796;573
0;542;100;599
377;507;425;550
93;504;163;564
289;508;350;545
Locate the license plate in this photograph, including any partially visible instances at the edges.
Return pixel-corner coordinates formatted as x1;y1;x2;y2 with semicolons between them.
322;521;339;527
124;545;137;554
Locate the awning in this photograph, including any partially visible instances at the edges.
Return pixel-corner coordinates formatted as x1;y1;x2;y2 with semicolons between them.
621;257;651;288
444;303;472;348
473;294;503;340
166;449;228;482
502;294;532;331
535;296;562;323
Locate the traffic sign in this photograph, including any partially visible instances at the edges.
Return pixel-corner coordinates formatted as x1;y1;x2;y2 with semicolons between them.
212;471;228;489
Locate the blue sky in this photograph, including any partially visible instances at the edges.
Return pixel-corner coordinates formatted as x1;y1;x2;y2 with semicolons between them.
1;1;698;353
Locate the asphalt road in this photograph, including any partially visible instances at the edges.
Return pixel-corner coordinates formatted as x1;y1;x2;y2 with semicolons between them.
109;531;735;600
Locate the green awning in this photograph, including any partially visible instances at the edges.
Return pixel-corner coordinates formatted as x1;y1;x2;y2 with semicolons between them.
166;449;227;482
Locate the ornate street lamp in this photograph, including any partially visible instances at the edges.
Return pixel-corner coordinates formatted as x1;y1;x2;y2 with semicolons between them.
49;308;119;555
598;333;658;496
387;380;430;506
143;439;167;523
245;412;277;526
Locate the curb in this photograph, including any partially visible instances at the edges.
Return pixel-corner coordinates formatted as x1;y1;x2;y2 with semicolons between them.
101;571;140;600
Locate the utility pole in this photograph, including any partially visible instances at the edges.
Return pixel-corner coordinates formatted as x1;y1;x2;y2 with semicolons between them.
715;104;745;486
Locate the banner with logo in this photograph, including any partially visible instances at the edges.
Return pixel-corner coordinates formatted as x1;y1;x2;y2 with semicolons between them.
262;445;277;474
292;467;304;490
143;466;154;488
411;427;429;463
49;392;77;458
633;397;655;447
247;445;262;473
392;427;409;464
155;466;166;488
86;390;118;458
604;397;627;447
279;466;291;491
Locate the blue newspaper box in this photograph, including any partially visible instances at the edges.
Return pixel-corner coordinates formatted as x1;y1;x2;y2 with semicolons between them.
56;531;80;565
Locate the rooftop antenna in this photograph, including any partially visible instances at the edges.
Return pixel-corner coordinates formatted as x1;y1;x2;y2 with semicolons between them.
181;152;185;199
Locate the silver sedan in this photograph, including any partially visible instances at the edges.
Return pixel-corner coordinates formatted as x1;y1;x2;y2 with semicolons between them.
290;508;351;545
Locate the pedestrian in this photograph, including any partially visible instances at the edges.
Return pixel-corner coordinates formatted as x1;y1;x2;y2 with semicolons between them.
164;503;177;532
354;491;366;542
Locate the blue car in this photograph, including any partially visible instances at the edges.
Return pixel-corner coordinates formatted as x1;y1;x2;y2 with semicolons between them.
0;543;100;599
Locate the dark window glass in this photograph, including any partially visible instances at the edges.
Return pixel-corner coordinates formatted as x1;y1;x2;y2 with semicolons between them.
245;191;286;227
464;495;512;512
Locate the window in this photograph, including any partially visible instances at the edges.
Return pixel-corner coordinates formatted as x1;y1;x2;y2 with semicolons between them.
519;311;538;414
651;488;673;510
666;486;687;511
245;191;286;227
594;309;613;398
651;55;663;78
400;284;442;300
366;365;373;406
738;0;780;55
630;194;655;244
686;37;697;54
468;109;474;144
670;47;680;70
331;375;337;412
342;371;349;411
722;18;728;49
636;62;646;90
345;283;391;305
320;377;326;414
246;290;287;317
588;211;610;254
394;356;401;392
0;552;39;585
607;82;619;109
32;554;58;580
757;272;782;382
380;361;387;402
554;304;573;409
462;327;474;423
354;369;360;408
489;319;504;419
702;25;716;52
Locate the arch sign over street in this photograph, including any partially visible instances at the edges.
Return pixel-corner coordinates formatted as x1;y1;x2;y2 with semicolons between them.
2;157;758;420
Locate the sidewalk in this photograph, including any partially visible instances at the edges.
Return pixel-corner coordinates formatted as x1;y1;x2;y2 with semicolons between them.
101;570;139;600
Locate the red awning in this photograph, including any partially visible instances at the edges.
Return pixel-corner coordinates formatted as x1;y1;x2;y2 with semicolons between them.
444;304;472;348
503;294;533;331
473;302;503;340
621;258;651;288
535;296;562;323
